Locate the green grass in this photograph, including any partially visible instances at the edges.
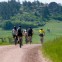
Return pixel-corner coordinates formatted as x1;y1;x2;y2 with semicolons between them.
0;41;11;45
34;20;62;42
42;37;62;62
0;20;62;44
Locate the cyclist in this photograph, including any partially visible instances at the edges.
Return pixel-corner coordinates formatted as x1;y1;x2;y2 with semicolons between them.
27;27;33;44
24;29;28;44
39;29;45;44
12;26;17;45
17;26;23;48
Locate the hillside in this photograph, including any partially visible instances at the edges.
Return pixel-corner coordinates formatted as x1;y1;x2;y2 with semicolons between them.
0;0;62;30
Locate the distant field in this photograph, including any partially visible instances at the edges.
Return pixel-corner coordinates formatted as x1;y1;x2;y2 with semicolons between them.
34;20;62;42
0;20;62;44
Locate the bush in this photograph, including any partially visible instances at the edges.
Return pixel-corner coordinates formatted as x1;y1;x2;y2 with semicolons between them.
2;21;14;30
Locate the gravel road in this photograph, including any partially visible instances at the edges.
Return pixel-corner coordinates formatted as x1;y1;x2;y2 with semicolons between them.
0;44;50;62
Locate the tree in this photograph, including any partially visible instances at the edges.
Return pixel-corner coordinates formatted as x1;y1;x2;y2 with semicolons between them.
41;6;50;21
48;2;60;15
0;0;20;20
2;21;14;30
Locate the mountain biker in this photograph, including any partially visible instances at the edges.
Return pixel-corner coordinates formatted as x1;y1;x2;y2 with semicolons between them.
12;26;17;45
27;27;33;44
24;29;28;44
39;29;45;44
17;26;23;48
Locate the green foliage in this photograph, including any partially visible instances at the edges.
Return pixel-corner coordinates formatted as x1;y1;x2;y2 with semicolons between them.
0;1;62;30
2;21;14;30
42;37;62;62
0;1;62;21
42;6;50;20
12;21;38;28
52;15;62;21
0;0;20;20
1;20;39;30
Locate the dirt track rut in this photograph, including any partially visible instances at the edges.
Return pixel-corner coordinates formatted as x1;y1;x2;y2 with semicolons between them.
0;44;50;62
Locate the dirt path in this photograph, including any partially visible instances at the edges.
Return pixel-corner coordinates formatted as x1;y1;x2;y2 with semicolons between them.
0;44;50;62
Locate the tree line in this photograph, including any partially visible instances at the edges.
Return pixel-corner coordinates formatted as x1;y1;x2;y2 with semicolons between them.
0;0;62;30
0;0;62;21
0;0;20;20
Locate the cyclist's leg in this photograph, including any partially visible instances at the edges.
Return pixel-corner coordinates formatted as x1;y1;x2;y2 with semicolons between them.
15;36;18;45
13;35;15;44
19;37;23;48
20;37;23;45
16;35;18;43
25;35;27;44
40;37;43;44
27;36;32;44
25;36;28;44
30;36;32;44
14;35;17;45
17;37;19;44
28;36;32;44
14;37;16;45
27;36;29;43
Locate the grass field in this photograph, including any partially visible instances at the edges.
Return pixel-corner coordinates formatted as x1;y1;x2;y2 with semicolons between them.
33;20;62;42
42;37;62;62
0;20;62;44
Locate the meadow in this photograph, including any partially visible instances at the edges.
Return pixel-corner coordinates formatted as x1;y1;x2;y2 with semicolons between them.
0;20;62;44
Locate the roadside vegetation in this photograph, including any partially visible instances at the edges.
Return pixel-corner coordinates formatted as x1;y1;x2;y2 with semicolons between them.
42;37;62;62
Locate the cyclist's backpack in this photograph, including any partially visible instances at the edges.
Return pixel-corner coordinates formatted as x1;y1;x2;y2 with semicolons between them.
17;27;22;35
12;29;17;35
28;28;32;34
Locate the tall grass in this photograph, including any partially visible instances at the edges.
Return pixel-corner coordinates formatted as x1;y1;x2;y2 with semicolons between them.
42;37;62;62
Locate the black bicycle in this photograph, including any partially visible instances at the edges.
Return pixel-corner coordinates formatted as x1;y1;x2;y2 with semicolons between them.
14;36;18;45
18;37;23;48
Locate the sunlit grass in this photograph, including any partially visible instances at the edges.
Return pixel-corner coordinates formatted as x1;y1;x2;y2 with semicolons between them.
42;37;62;62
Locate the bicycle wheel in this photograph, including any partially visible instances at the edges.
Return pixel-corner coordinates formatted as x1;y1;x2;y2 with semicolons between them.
19;37;22;48
14;38;17;45
40;37;43;44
